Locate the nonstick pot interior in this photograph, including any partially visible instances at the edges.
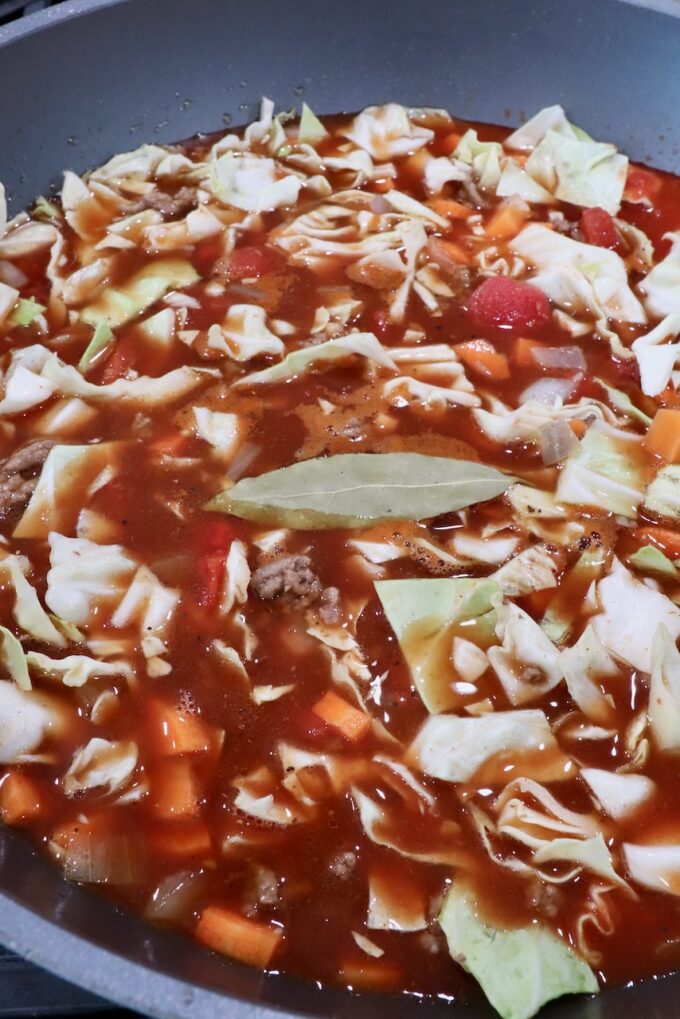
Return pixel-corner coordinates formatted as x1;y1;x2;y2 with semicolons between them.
1;1;680;1016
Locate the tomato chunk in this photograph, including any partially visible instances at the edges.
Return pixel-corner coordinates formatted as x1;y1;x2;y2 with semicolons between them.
226;245;277;280
100;336;137;383
624;165;661;204
467;276;551;335
195;517;237;609
581;207;620;250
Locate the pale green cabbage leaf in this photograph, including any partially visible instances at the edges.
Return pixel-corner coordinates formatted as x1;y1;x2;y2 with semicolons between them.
438;885;597;1019
375;577;499;712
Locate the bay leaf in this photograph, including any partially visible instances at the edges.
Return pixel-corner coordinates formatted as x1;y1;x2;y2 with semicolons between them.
206;452;512;529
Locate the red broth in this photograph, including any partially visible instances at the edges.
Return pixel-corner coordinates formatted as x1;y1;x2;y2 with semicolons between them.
0;105;679;1005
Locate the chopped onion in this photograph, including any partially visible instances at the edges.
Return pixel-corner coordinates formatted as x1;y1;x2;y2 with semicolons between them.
532;345;587;371
519;373;583;406
370;194;391;215
53;827;145;885
226;442;262;481
145;869;208;921
539;419;579;465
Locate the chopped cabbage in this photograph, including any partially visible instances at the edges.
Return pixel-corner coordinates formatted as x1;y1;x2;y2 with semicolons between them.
0;281;19;328
0;554;66;647
193;407;242;457
10;296;46;327
556;419;646;518
298;103;328;145
78;323;114;374
40;350;210;405
487;602;563;706
438;885;597;1019
496;160;553;204
0;344;57;415
344;104;433;161
207;304;284;361
408;710;569;784
14;443;123;540
505;105;577;151
454;131;503;191
237;331;396;386
210;153;301;212
496;779;602;855
639;236;680;317
26;651;131;689
525;131;627;214
111;565;179;639
532;834;627;889
592;559;680;673
375;577;499;713
0;680;62;763
491;544;559;598
63;738;137;797
510;224;646;324
629;544;678;578
0;626;30;690
643;465;680;520
79;258;198;329
581;768;655;821
45;533;137;626
560;625;618;726
623;843;680;896
648;624;680;752
220;540;250;615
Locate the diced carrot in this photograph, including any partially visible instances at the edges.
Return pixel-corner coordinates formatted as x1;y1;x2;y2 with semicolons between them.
454;339;510;381
427;198;470;220
631;526;680;559
152;822;213;858
485;204;529;240
0;770;41;826
440;131;462;155
643;409;680;463
312;691;371;743
569;419;588;438
151;759;202;820
402;150;430;176
148;698;220;756
430;238;470;265
196;906;282;968
513;336;544;368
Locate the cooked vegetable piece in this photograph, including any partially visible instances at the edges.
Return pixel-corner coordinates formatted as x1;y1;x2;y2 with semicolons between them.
195;906;282;967
3;97;680;1019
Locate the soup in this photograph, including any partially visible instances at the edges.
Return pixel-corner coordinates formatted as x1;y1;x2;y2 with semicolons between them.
0;99;679;1019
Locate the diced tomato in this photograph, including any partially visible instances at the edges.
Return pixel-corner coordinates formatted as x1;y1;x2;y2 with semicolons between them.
192;236;224;276
226;245;277;280
624;166;662;204
467;276;551;336
197;518;237;554
580;207;620;250
100;336;137;383
195;517;237;610
196;551;227;610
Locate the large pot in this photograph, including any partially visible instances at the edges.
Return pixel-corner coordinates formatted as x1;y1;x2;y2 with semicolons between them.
1;1;680;1016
